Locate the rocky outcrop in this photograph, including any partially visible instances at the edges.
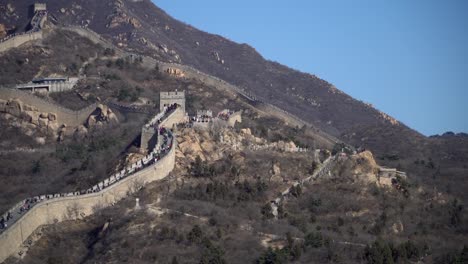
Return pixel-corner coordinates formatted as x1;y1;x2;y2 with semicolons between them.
0;24;7;38
129;17;141;29
0;99;60;136
105;0;142;29
74;125;88;139
329;151;398;187
166;68;184;77
212;51;225;64
270;162;282;182
86;104;119;129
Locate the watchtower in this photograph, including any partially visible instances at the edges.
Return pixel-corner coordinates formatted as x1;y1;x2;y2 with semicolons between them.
160;90;185;112
34;3;47;12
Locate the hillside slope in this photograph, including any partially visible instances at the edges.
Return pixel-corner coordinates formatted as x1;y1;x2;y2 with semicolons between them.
0;0;420;145
0;0;467;198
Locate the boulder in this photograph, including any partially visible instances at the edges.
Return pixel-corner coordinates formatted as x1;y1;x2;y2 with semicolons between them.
6;4;14;13
0;24;7;38
35;137;46;145
38;117;48;128
48;121;60;132
270;174;283;183
74;125;88;139
272;162;281;176
277;141;286;150
48;113;57;121
286;141;297;152
86;115;97;128
58;130;65;142
0;99;6;112
240;128;251;135
22;104;37;112
107;109;119;124
87;104;119;128
6;99;23;116
22;111;38;124
129;17;141;28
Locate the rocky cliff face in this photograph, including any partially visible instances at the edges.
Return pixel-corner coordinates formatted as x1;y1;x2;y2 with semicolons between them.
0;98;60;140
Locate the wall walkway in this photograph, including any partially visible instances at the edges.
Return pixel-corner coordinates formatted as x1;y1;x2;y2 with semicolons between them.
0;10;47;53
58;26;339;145
0;104;184;263
0;88;96;127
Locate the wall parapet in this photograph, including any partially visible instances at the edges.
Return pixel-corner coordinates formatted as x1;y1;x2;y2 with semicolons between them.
0;8;47;53
0;88;96;127
0;100;183;262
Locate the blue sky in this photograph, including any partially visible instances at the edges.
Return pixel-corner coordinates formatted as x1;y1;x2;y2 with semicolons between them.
153;0;468;136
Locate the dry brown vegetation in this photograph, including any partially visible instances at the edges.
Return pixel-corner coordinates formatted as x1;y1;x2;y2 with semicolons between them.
0;12;465;263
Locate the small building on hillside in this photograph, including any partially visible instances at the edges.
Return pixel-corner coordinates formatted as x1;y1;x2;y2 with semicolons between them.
16;77;79;93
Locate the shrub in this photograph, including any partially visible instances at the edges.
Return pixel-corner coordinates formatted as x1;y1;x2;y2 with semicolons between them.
187;225;204;244
304;232;324;248
199;239;226;264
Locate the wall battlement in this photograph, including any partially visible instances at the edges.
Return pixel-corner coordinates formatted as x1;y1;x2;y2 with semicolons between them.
159;91;186;112
0;88;96;127
140;92;186;153
0;31;43;53
0;101;183;262
0;4;47;53
34;3;47;12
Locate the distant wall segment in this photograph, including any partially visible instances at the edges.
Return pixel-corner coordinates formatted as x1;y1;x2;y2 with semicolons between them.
0;31;43;53
0;88;96;127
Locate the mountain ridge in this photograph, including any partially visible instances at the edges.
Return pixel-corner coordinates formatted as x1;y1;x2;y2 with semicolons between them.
0;0;467;185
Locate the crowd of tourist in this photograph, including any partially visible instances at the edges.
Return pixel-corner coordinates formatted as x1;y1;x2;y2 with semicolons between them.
0;10;46;43
190;109;234;124
30;10;47;32
146;103;179;130
191;115;212;123
0;107;176;233
217;110;234;121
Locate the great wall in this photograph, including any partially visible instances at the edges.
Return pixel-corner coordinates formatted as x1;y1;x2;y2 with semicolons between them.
0;88;97;127
0;93;186;262
0;3;338;145
55;25;340;145
0;4;47;53
0;6;408;262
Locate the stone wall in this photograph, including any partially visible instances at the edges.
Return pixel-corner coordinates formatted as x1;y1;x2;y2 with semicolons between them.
0;141;176;262
159;108;185;129
57;25;339;145
0;88;96;127
0;31;43;53
141;107;185;152
160;91;186;112
0;102;186;262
